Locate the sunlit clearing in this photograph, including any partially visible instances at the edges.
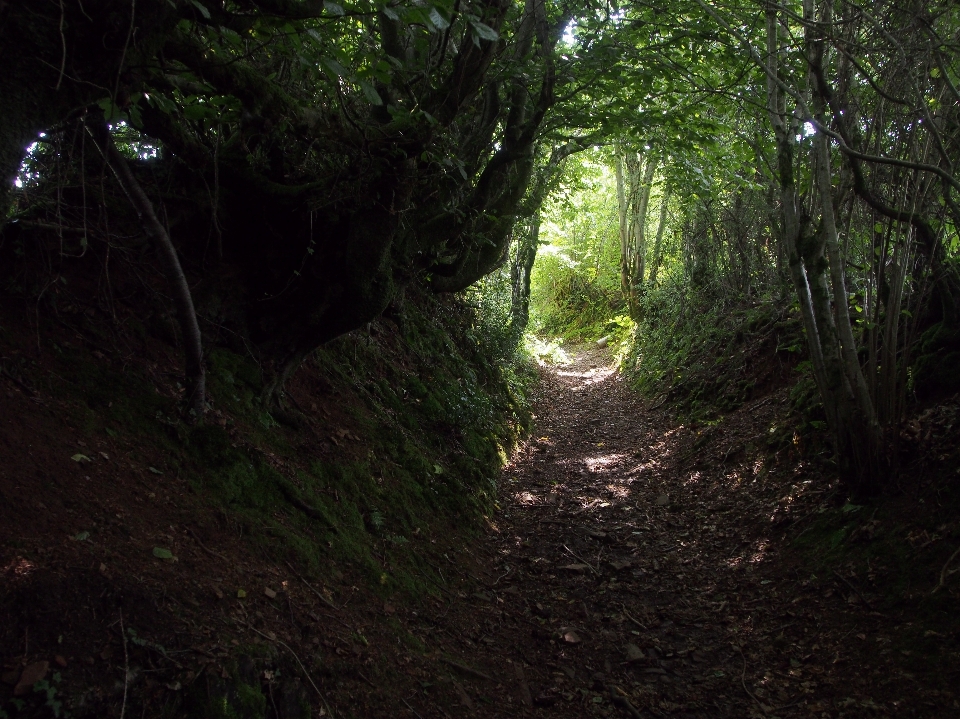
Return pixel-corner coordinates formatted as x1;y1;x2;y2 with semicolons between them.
525;335;571;365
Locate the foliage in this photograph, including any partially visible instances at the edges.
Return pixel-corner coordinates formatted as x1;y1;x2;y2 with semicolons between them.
529;151;623;339
623;276;794;418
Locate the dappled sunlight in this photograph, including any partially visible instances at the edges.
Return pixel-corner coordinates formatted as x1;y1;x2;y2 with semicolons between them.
516;491;538;505
3;557;37;584
750;539;770;564
605;484;631;499
557;365;617;391
583;453;626;472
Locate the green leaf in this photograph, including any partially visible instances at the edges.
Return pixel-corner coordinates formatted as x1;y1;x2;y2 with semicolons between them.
469;21;499;42
190;0;211;19
321;57;349;79
148;466;163;474
359;81;383;105
428;7;450;30
71;453;92;462
152;547;174;559
72;531;90;541
381;6;399;21
182;104;215;121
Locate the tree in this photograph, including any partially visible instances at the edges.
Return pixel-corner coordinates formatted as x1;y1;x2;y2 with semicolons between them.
695;0;960;495
1;0;581;412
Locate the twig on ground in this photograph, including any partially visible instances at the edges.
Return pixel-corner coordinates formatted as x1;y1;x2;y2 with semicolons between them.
562;544;600;575
831;569;873;609
932;544;960;594
356;670;377;689
285;560;340;611
515;663;533;708
186;527;227;561
401;697;424;719
240;620;333;718
607;684;644;718
439;657;493;681
119;609;129;719
0;365;38;396
621;604;648;630
733;648;800;715
737;645;768;713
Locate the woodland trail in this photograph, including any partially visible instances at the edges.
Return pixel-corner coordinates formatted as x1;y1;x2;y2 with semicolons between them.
386;346;952;719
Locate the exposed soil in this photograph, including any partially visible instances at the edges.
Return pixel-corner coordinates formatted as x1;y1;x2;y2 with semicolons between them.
377;347;959;719
2;344;959;718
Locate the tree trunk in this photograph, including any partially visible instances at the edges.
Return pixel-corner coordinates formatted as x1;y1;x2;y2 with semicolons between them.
807;0;886;493
764;3;884;496
93;120;206;420
509;212;540;338
615;144;658;319
647;184;672;288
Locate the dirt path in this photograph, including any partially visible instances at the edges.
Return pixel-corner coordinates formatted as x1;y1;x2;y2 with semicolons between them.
383;346;953;719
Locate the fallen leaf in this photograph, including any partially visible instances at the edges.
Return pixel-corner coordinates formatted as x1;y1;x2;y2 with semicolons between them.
54;655;67;668
237;589;247;598
625;643;645;661
148;466;163;474
14;661;48;696
562;630;581;644
656;494;669;506
264;587;277;599
559;563;589;572
383;603;395;614
71;453;91;462
72;531;90;541
152;547;175;560
452;680;473;709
